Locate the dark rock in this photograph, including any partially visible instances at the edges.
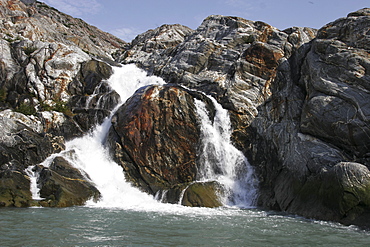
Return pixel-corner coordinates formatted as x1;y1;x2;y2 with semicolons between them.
0;170;32;207
300;12;370;158
68;60;120;133
243;8;370;227
69;60;113;96
37;156;100;207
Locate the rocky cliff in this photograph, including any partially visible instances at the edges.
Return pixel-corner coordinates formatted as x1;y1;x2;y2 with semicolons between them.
0;0;369;228
0;0;124;207
115;8;370;227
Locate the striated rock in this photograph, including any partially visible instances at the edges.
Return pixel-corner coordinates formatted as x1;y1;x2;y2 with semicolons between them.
122;15;316;126
300;8;370;158
0;0;125;58
118;8;370;226
244;8;370;227
0;112;65;171
118;24;194;68
0;110;65;207
107;84;206;200
0;0;122;138
37;156;100;207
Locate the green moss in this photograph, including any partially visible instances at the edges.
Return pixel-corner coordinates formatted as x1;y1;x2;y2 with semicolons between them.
23;46;38;56
40;100;73;117
0;89;7;102
16;102;37;116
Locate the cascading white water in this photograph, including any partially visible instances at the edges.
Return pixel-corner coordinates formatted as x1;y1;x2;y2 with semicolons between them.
29;64;258;211
195;97;257;207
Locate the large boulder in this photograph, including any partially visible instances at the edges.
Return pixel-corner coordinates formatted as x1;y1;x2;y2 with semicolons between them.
0;170;32;207
107;84;212;203
181;181;224;208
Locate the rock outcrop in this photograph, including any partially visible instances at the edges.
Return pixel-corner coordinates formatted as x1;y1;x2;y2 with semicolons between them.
120;16;316;126
242;8;370;227
1;0;370;228
0;112;64;207
36;156;100;207
0;0;124;207
0;0;124;139
118;8;370;226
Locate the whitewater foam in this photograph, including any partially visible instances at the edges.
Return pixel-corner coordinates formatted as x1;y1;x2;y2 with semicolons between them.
28;64;257;213
195;97;258;207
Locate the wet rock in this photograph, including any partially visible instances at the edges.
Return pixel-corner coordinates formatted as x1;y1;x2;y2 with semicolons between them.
37;156;100;207
0;170;32;207
107;85;202;197
181;181;224;208
69;60;119;133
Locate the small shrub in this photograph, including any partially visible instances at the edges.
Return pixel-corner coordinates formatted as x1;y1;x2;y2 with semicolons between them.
16;102;36;116
39;101;52;111
53;101;73;117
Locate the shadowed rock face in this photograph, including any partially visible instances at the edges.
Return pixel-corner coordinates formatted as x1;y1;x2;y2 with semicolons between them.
243;8;370;227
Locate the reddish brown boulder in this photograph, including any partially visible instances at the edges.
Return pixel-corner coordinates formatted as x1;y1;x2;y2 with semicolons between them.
107;85;203;200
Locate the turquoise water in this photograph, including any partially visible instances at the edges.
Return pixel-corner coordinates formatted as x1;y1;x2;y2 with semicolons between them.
1;206;370;247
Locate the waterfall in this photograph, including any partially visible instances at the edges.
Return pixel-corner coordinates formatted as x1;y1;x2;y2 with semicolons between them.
29;64;257;210
194;97;258;207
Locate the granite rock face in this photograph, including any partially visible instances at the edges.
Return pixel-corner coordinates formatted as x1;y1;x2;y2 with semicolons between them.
1;0;370;227
119;8;370;226
121;16;316;126
243;8;370;227
0;0;124;139
0;0;124;207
